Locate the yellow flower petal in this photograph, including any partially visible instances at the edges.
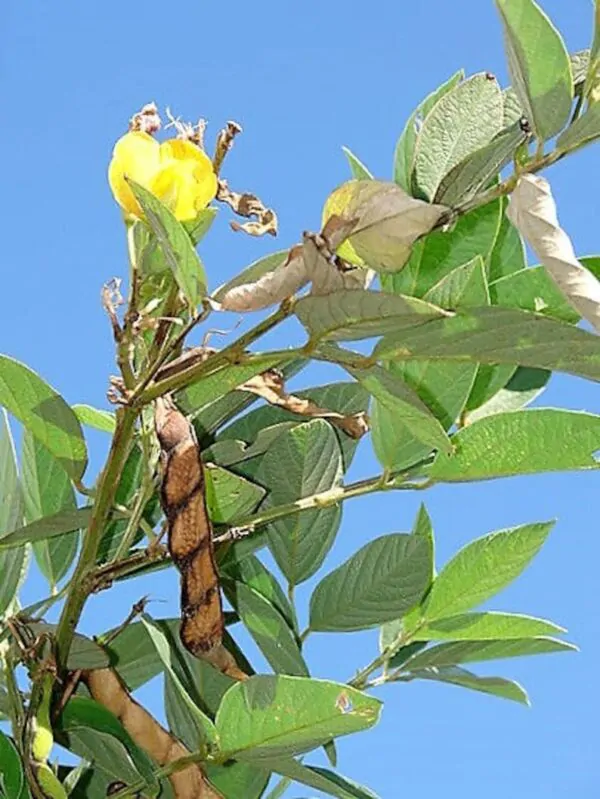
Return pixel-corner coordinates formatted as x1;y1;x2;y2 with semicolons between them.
152;138;217;221
108;131;161;219
322;181;365;266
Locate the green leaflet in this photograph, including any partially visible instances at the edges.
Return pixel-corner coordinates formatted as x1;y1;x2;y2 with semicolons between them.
413;73;503;200
309;533;432;632
216;675;381;761
495;0;573;141
0;356;87;481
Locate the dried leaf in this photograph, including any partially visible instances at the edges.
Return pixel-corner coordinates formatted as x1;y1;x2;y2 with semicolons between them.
324;180;448;272
507;174;600;333
239;370;369;439
302;231;375;296
217;179;278;237
218;247;308;312
217;236;373;313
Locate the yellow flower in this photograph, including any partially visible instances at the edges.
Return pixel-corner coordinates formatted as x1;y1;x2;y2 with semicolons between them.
108;131;218;221
321;181;365;266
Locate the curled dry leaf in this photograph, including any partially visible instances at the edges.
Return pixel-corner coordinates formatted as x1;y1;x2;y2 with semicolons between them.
507;174;600;333
83;668;221;798
217;178;278;237
240;369;370;439
154;396;248;681
302;229;375;296
217;246;309;312
217;234;373;313
325;180;448;272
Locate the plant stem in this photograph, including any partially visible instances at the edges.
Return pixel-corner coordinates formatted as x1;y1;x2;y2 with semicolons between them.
134;298;295;404
101;468;430;585
3;655;25;743
54;406;138;672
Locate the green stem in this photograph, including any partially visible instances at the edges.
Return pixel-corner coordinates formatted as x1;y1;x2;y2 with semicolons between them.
54;407;138;672
452;135;595;222
134;298;295;405
110;468;430;583
299;627;311;644
3;655;25;743
106;750;211;799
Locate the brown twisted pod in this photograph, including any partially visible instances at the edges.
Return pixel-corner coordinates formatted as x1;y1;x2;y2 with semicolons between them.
154;396;247;681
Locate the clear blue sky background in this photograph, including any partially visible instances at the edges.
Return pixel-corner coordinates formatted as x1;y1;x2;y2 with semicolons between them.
2;1;599;797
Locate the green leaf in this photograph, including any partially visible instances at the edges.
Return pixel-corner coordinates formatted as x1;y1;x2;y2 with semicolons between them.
205;465;265;524
192;359;307;437
205;762;270;799
0;507;93;550
342;146;373;180
309;533;432;632
185;207;218;244
393;70;464;192
414;73;503;201
422;521;553;621
72;404;116;434
58;696;159;794
0;355;87;481
399;637;576;670
265;758;381;799
557;102;600;151
103;621;163;691
222;553;295;631
490;265;580;322
262;775;292;799
0;411;27;617
21;432;79;589
128;179;207;308
415;611;566;641
375;306;600;383
495;0;573;141
105;618;236;712
435;121;527;205
423;255;490;310
295;290;442;342
464;364;517;414
139;615;217;747
218;381;370;474
466;366;549;422
409;666;530;705
412;503;435;584
97;445;146;563
25;622;110;670
178;354;289;416
212;250;289;303
374;258;487;468
487;196;526;283
223;580;309;675
382;200;502;297
216;675;381;761
429;410;600;482
0;732;27;799
257;420;343;585
351;365;452;471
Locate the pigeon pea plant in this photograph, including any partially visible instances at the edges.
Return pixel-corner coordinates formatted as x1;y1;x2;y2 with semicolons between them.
2;1;600;797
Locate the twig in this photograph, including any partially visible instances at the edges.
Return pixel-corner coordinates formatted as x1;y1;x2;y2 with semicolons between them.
134;299;296;404
213;120;242;175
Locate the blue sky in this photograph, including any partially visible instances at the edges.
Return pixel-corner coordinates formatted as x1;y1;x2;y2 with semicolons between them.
2;1;599;797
